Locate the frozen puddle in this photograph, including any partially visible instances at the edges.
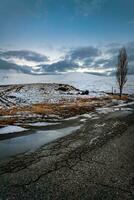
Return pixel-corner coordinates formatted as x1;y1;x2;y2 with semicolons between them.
0;126;27;135
0;125;81;160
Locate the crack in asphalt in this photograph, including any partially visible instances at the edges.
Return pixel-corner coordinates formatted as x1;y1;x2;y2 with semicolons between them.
0;120;128;178
0;110;134;200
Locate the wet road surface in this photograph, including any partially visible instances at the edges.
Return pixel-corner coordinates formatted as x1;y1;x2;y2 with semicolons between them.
0;102;134;200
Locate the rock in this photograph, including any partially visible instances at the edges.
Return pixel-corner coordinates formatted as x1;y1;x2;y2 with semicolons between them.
81;90;89;95
58;86;69;92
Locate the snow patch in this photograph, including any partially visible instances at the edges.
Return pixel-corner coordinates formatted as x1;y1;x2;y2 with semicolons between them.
95;123;105;127
28;122;61;127
0;126;27;135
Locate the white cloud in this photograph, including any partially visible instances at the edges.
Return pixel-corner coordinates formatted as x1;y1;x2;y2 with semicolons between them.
0;41;134;75
75;67;115;74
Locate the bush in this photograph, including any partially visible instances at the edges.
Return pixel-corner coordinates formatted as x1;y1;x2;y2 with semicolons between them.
81;90;89;95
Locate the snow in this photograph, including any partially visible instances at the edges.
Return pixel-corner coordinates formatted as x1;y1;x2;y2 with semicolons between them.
0;126;27;135
64;116;79;121
114;101;134;107
28;122;60;126
1;72;133;106
0;71;133;94
0;82;81;106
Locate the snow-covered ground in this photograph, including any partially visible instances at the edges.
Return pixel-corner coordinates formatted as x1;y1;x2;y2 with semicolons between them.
28;122;61;126
0;83;81;106
0;99;134;159
0;71;134;94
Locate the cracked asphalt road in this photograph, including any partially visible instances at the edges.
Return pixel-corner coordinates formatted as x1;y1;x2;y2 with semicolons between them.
0;104;134;200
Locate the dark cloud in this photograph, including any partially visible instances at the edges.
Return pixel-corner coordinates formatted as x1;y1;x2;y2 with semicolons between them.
0;58;32;74
40;60;78;73
105;43;121;54
66;46;100;60
0;50;49;62
0;42;134;75
0;59;17;70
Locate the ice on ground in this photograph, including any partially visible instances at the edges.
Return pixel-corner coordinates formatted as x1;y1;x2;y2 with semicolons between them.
0;126;27;135
80;118;87;122
83;113;99;119
96;100;134;115
28;122;61;127
114;101;134;108
63;116;80;121
97;106;133;117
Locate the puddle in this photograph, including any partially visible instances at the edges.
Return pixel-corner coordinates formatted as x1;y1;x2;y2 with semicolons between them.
0;101;134;160
0;125;81;160
0;115;86;160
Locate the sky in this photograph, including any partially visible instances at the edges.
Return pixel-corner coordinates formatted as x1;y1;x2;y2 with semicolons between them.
0;0;134;75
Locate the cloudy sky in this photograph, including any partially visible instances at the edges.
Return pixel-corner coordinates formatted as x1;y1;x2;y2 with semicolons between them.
0;0;134;75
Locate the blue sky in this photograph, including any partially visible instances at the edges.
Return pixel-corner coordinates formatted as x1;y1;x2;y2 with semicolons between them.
0;0;134;54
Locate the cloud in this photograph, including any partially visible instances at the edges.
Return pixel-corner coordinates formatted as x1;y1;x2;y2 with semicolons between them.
0;50;49;67
40;60;78;74
38;46;115;75
66;46;99;60
104;42;134;74
0;50;49;74
0;42;134;76
0;50;48;62
0;58;32;74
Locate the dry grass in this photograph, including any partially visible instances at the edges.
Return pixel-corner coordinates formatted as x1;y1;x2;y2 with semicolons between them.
108;94;128;100
0;118;17;126
0;96;112;125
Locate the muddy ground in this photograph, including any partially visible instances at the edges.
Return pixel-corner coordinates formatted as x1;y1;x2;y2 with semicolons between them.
0;101;134;200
